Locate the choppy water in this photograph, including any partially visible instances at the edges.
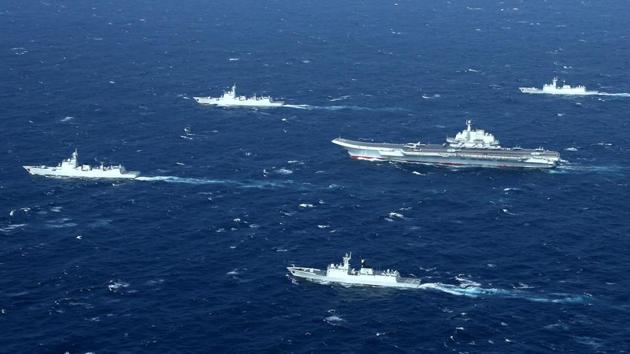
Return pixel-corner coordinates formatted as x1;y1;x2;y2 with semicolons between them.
2;0;630;352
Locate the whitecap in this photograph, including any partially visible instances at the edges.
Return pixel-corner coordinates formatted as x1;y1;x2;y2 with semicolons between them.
299;203;314;208
273;168;293;175
501;208;517;215
0;224;26;233
564;147;578;151
107;281;130;292
329;95;350;102
323;315;345;326
11;47;28;55
388;212;404;219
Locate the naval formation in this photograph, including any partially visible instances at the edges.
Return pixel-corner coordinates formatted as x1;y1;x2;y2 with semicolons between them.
26;78;599;178
21;78;614;290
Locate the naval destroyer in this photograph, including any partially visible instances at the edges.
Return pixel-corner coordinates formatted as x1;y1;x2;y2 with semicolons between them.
23;150;140;179
519;78;596;96
287;253;422;289
193;85;284;107
332;120;561;169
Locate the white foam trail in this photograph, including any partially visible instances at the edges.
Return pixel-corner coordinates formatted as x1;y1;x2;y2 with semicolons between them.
596;92;630;97
282;104;405;112
555;164;628;175
136;175;297;189
419;282;589;304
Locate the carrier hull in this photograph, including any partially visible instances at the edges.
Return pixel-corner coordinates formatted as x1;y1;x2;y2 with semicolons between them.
332;138;560;169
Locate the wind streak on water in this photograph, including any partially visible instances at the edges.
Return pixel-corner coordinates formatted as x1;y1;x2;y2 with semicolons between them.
136;175;301;189
418;283;590;304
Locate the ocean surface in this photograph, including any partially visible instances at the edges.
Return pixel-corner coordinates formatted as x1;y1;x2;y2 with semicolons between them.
2;0;630;352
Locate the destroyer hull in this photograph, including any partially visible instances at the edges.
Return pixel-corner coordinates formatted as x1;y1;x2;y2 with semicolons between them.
23;166;140;179
193;97;285;107
287;267;421;289
519;88;597;96
332;138;560;169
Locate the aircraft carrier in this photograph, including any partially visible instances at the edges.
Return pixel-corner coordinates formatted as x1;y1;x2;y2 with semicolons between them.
332;121;561;169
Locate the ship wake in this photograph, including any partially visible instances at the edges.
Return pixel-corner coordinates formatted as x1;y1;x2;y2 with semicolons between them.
418;282;590;304
553;164;628;175
596;92;630;97
282;104;405;112
135;175;300;189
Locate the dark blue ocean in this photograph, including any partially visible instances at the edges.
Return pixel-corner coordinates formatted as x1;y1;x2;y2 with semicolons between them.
2;0;630;352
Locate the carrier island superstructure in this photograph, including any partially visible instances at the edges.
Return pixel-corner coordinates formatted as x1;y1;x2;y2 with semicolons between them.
332;121;561;169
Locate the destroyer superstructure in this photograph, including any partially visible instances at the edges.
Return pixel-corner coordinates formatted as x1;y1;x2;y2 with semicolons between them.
332;121;561;169
193;85;284;107
23;150;140;179
287;253;421;289
519;78;597;96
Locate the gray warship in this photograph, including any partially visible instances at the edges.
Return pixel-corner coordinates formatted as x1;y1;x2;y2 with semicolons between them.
288;253;422;289
332;120;561;169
